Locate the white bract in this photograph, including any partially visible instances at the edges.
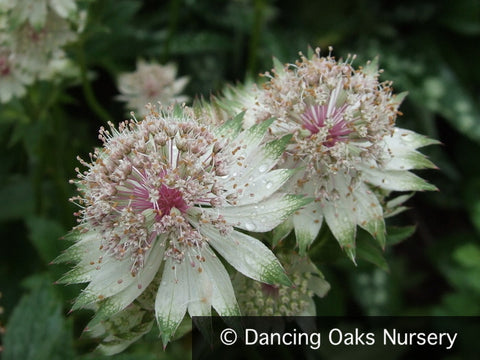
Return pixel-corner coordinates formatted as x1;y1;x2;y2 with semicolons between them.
57;105;309;346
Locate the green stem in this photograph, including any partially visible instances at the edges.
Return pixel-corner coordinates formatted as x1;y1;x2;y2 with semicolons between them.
52;108;73;226
162;0;181;62
246;0;265;78
77;41;112;126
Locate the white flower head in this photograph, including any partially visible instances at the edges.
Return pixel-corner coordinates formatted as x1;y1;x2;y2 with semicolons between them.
0;46;34;102
6;0;79;29
11;11;77;74
0;4;79;102
117;60;190;117
215;48;438;260
56;104;309;345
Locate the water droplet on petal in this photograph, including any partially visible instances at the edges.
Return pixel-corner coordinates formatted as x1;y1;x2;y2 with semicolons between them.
265;181;273;189
245;222;256;231
258;165;268;173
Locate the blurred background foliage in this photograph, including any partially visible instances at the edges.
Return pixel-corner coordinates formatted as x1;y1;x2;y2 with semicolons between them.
1;0;480;358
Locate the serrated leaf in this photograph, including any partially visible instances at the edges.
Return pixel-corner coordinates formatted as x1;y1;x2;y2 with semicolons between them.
3;275;74;360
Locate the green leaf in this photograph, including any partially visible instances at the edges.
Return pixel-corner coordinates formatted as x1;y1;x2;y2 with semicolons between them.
385;225;417;246
420;65;480;143
356;232;389;272
26;217;66;265
167;32;231;54
3;275;74;360
453;243;480;269
0;175;34;221
463;177;480;234
439;0;480;35
433;292;480;316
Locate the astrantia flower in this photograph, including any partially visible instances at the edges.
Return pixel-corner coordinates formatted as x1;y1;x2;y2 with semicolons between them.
12;11;77;74
56;105;309;345
213;48;438;260
5;0;78;29
0;46;33;102
233;252;330;316
0;3;80;102
117;60;189;117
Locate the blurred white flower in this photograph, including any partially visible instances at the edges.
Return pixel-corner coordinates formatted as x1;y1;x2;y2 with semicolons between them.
117;60;189;117
12;11;77;74
0;46;33;102
6;0;78;29
0;1;80;102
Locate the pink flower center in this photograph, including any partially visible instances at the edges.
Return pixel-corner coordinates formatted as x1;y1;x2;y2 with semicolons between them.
155;184;189;217
0;55;11;76
144;79;159;98
128;181;189;220
27;27;46;43
300;104;351;147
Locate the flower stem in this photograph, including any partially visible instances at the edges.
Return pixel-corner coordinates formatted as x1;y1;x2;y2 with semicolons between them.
162;0;181;62
246;0;265;78
77;41;112;126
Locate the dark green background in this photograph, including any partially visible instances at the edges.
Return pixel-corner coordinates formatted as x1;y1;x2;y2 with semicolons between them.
1;0;480;358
